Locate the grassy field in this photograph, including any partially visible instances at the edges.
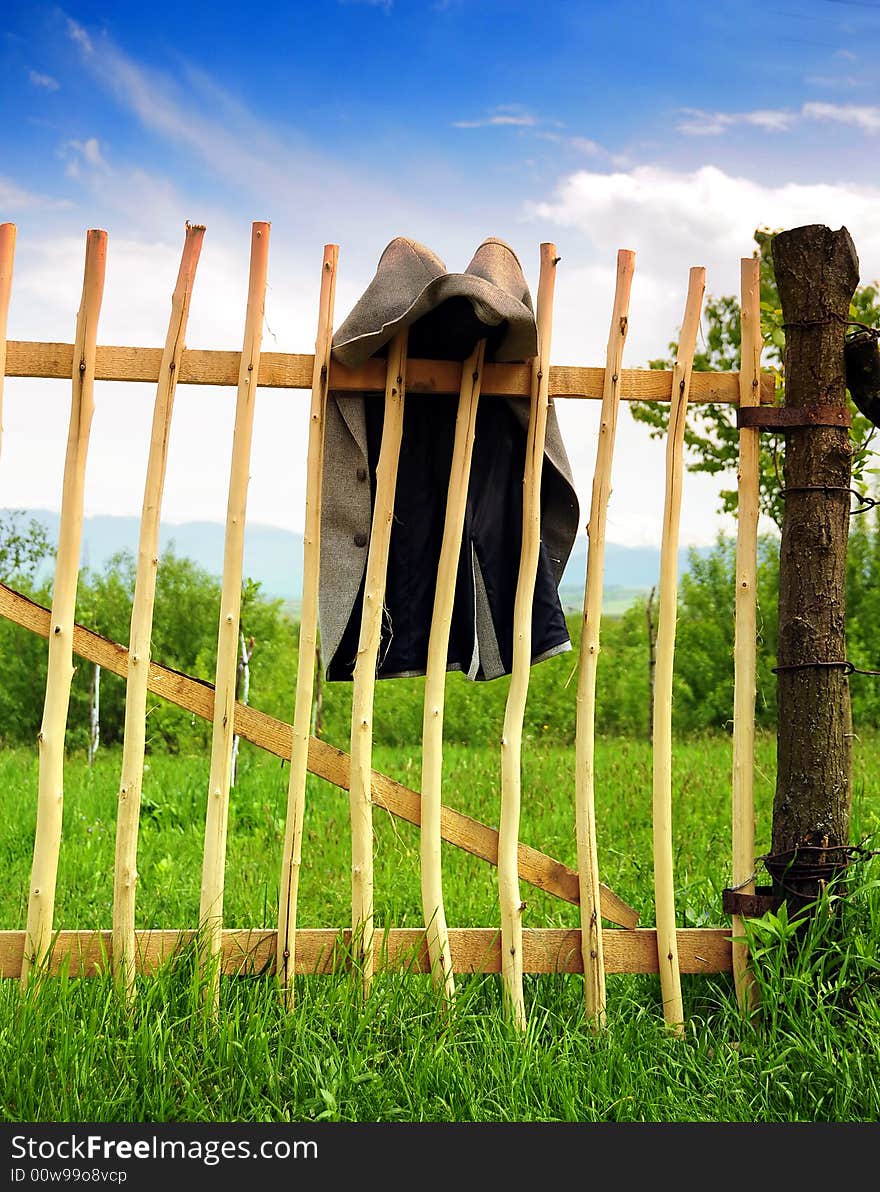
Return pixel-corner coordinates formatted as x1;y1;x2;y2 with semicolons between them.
0;730;879;1122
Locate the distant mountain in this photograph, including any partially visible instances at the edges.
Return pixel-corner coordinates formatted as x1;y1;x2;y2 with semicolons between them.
5;509;710;612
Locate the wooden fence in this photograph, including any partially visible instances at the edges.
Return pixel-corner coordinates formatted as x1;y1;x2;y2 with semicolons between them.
0;221;773;1030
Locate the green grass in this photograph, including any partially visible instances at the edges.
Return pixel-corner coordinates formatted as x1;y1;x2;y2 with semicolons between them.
0;731;879;1122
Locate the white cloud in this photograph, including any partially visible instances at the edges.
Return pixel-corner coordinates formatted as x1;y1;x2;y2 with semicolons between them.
803;101;880;132
0;177;72;211
677;107;795;135
29;70;59;91
805;74;861;89
66;137;108;175
527;162;880;546
680;101;880;138
454;110;539;129
569;136;603;155
66;17;93;54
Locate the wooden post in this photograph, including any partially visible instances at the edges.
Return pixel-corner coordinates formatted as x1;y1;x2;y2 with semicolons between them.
771;225;859;904
420;338;486;1005
732;257;761;1011
200;222;270;1013
0;222;16;462
575;248;635;1030
276;244;338;1010
652;266;705;1036
21;229;107;989
499;243;558;1031
112;223;205;998
349;327;408;1000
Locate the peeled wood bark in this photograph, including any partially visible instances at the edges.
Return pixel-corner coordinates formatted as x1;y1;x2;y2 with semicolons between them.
21;229;107;989
0;223;16;462
420;339;486;1005
732;257;761;1011
112;223;205;998
652;266;705;1036
771;225;859;895
349;328;408;1000
499;243;558;1031
277;244;338;1009
200;222;270;1013
575;249;635;1030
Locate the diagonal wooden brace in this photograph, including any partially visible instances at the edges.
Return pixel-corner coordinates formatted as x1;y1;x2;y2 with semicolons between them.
0;582;639;929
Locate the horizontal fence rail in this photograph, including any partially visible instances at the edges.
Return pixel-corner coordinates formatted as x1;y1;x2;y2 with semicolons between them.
4;341;775;403
0;927;732;979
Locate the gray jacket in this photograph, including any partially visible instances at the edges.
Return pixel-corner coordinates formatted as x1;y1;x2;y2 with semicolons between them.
319;236;579;681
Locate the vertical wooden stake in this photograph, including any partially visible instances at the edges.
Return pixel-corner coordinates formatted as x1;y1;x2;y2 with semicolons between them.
420;338;486;1004
732;257;761;1013
499;243;558;1031
0;222;16;462
277;244;338;1010
575;248;635;1030
199;222;270;1013
349;327;408;1000
21;229;107;989
112;223;205;999
652;266;705;1036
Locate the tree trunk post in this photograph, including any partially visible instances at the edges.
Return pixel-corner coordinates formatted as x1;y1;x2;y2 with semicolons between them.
771;224;859;908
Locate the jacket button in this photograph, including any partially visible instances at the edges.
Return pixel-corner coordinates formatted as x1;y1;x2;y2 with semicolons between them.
354;532;368;548
356;467;367;482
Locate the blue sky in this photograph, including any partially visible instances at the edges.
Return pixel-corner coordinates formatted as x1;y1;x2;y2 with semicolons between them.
3;0;880;550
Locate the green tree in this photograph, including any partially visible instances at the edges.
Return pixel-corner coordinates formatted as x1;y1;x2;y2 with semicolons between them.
0;511;53;585
630;228;880;527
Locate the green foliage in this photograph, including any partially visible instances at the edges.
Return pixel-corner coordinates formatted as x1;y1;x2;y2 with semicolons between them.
0;739;878;1122
0;510;54;584
631;227;880;528
0;542;293;753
